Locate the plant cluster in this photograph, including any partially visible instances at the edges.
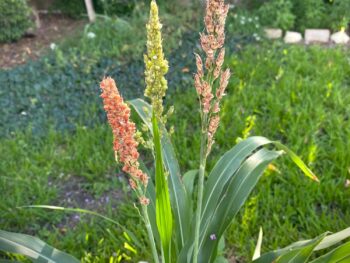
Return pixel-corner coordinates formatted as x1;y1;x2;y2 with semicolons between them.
0;0;33;43
258;0;295;31
226;8;262;41
53;0;172;18
237;0;350;31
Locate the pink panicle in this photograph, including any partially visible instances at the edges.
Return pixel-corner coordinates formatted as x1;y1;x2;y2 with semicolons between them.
100;77;149;192
194;0;231;155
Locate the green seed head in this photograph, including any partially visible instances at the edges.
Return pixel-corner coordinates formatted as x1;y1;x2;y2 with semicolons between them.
144;0;169;120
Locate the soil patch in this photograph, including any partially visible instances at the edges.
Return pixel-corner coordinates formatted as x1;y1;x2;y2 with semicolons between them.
0;14;86;69
51;174;126;230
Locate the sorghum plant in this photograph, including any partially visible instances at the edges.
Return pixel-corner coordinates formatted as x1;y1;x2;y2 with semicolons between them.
98;0;349;262
1;0;350;262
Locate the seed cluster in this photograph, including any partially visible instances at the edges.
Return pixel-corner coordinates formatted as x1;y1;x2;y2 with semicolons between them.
194;0;231;155
144;0;169;120
100;77;149;205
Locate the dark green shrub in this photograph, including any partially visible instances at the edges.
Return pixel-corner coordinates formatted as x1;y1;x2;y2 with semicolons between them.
293;0;328;31
97;0;135;16
0;0;33;43
52;0;86;18
328;0;350;31
258;0;295;30
226;9;262;41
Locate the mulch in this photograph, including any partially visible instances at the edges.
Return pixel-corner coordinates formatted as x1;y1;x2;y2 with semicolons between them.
0;14;86;69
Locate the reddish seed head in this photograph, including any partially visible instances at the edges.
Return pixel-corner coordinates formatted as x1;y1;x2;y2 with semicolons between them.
100;77;149;201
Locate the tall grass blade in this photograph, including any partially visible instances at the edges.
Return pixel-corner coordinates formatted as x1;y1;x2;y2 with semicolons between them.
315;227;350;250
310;241;350;263
0;229;79;263
21;205;142;249
274;142;319;182
274;233;327;263
152;113;173;262
252;227;263;260
129;99;190;250
200;148;283;262
254;228;350;262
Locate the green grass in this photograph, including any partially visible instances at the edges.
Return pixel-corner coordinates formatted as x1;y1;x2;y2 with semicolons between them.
0;127;150;262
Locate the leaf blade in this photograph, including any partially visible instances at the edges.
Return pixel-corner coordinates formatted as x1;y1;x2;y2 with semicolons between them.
0;229;79;263
129;99;190;249
152;113;173;262
310;241;350;263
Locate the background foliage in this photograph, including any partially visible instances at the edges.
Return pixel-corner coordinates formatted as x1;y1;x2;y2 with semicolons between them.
238;0;350;31
0;0;33;43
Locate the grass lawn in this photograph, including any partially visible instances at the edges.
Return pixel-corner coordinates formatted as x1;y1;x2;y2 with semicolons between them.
1;40;350;262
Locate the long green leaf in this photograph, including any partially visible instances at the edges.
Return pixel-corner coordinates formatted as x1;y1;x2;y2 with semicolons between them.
315;227;350;250
183;170;198;198
152;113;173;262
129;99;190;250
254;228;350;263
252;227;263;261
310;241;350;263
177;137;274;262
178;137;318;262
200;148;283;262
275;233;327;263
21;205;142;249
0;229;79;263
200;137;273;241
274;142;319;182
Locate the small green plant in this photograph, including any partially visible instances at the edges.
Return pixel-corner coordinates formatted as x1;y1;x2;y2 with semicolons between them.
52;0;86;18
293;0;328;31
258;0;295;30
98;0;135;16
226;9;262;41
328;0;350;31
0;0;33;43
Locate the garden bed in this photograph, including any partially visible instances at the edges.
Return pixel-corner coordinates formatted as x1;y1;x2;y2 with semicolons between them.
0;14;85;69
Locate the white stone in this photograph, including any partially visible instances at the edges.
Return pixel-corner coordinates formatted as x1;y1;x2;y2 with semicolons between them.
331;31;350;44
264;28;283;39
305;29;330;44
284;31;303;44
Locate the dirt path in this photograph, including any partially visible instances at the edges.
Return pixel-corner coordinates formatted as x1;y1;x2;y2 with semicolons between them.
0;14;86;69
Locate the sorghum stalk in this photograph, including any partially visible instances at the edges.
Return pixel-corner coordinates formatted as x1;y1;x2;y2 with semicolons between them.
193;0;230;262
144;1;173;262
100;77;159;262
141;204;160;263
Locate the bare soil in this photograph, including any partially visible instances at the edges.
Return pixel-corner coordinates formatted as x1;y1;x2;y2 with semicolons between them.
0;14;86;69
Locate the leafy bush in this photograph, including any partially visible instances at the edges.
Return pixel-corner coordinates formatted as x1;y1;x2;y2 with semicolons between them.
226;9;262;41
328;0;350;30
258;0;295;30
0;0;33;43
293;0;328;31
52;0;86;18
97;0;135;16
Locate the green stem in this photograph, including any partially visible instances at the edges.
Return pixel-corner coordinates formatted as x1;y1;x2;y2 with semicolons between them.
141;204;160;263
193;116;208;263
